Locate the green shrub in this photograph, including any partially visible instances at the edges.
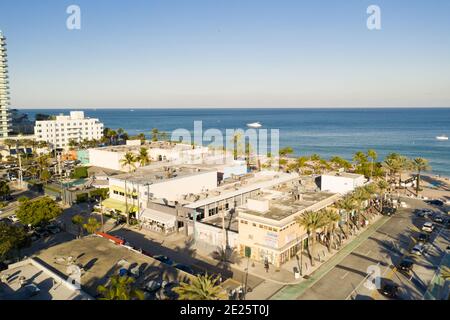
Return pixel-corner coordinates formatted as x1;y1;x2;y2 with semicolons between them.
76;193;88;203
71;167;88;179
18;196;29;203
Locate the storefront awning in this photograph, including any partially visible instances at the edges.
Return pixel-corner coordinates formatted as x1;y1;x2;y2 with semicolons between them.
102;198;137;213
140;208;176;228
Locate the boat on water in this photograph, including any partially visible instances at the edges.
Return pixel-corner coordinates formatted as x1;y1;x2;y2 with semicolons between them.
436;135;448;141
247;122;262;128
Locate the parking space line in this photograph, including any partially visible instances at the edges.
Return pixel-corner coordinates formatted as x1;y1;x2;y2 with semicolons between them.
340;271;349;280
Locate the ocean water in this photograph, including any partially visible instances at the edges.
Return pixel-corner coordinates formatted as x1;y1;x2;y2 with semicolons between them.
20;108;450;176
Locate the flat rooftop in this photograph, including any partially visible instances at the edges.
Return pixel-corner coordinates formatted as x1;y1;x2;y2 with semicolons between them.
111;164;214;185
36;236;193;297
324;172;364;179
0;259;90;300
238;191;339;222
183;171;299;208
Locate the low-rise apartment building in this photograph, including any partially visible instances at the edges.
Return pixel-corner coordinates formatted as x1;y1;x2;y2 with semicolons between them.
237;189;340;267
34;111;104;149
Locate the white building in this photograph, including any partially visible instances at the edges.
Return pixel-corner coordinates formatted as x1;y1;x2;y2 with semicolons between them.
0;31;11;137
320;172;366;194
88;141;237;172
34;111;104;149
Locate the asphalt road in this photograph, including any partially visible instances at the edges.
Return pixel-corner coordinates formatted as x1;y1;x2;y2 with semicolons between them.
296;198;449;300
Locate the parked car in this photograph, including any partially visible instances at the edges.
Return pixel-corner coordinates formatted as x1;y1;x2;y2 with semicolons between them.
173;263;194;275
382;207;396;216
422;222;434;233
379;282;400;299
142;280;162;293
416;232;430;244
432;215;444;223
46;225;61;235
157;282;179;300
398;258;414;274
417;209;433;218
411;244;425;256
34;227;50;238
30;232;40;242
153;255;174;266
426;199;444;207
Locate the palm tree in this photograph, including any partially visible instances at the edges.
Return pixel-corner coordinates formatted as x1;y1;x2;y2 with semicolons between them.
68;139;79;150
353;151;368;166
71;214;84;238
3;138;16;152
323;209;340;251
336;195;357;236
295;211;327;266
441;266;450;281
120;152;137;172
229;132;243;160
279;147;294;170
296;156;309;174
353;187;371;224
377;179;389;211
83;217;101;234
97;275;144;300
137;147;150;167
151;128;159;142
173;274;227;300
211;246;241;270
412;158;431;195
367;149;378;179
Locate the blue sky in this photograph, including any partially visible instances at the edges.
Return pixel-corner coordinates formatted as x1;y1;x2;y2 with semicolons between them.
1;0;449;108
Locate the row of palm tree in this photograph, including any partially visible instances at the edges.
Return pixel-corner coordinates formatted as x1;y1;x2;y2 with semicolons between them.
296;182;385;265
382;153;431;195
102;127;169;146
119;148;151;172
275;148;431;195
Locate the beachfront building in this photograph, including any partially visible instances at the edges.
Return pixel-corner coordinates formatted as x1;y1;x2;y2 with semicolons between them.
34;111;104;149
0;31;11;137
237;189;340;267
320;172;366;195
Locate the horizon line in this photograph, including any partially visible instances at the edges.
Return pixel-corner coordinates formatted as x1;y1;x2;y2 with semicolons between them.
13;106;450;110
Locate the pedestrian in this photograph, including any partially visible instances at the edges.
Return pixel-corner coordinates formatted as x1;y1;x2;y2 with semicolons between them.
264;258;269;273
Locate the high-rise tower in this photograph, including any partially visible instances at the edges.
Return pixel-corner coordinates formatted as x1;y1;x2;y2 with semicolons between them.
0;31;11;137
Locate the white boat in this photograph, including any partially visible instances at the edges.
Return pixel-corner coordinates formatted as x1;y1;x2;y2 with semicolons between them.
436;135;448;141
247;122;262;128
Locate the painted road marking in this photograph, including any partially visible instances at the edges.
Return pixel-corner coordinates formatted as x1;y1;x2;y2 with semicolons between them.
340;271;349;280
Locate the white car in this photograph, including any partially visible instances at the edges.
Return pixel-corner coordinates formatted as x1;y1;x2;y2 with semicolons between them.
9;215;19;223
422;222;434;233
411;244;425;256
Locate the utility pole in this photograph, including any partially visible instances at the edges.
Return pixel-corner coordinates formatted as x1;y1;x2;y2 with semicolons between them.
16;142;24;190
